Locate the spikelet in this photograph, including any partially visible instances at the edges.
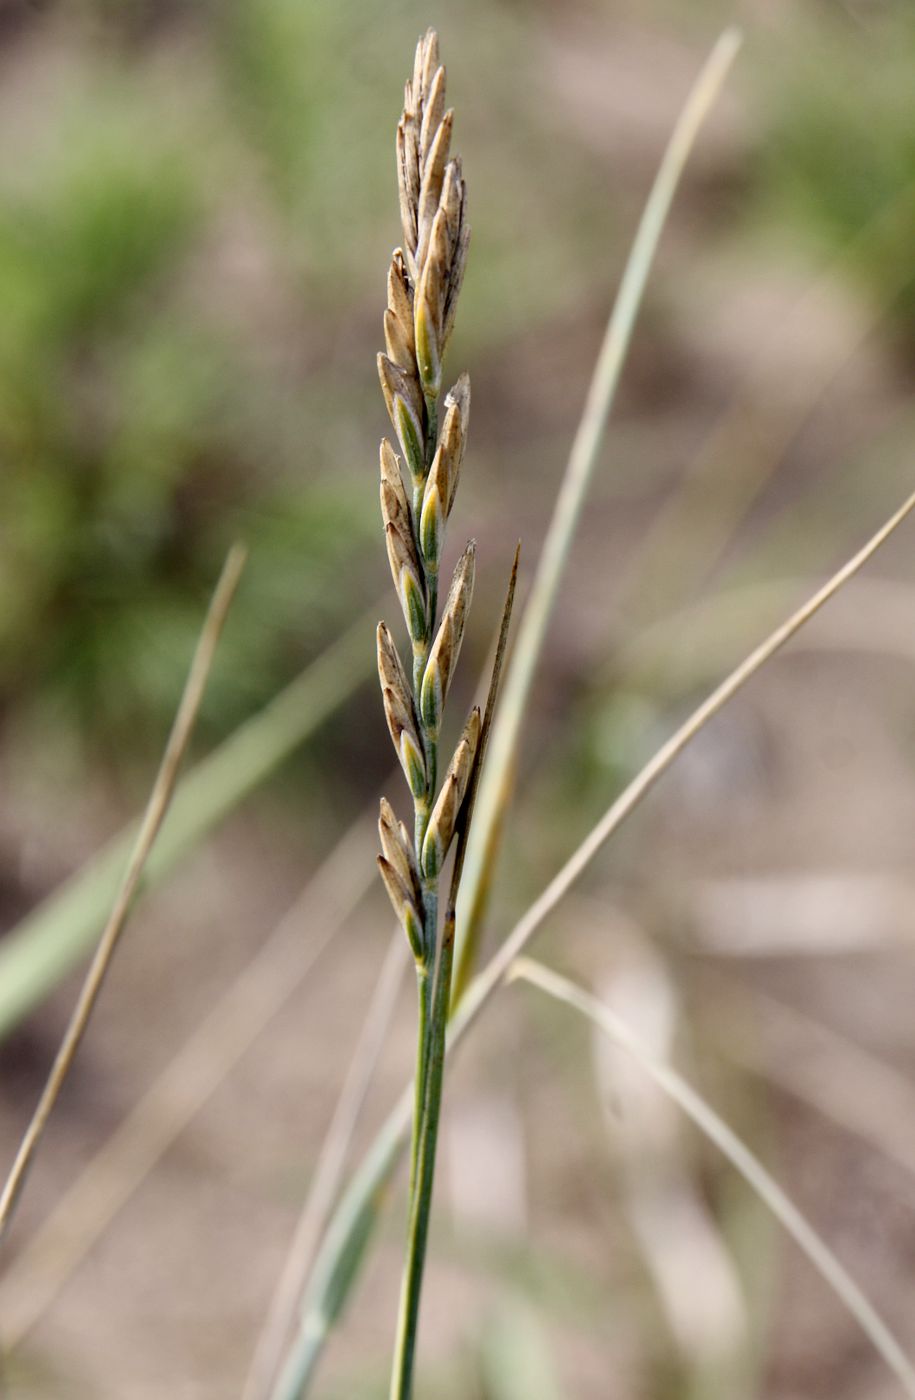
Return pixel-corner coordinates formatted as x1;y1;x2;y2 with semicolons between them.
379;451;427;648
440;162;469;346
418;474;443;575
414;210;448;399
377;622;426;798
396;111;419;260
398;29;442;274
384;250;416;371
420;541;475;736
421;707;481;878
378;353;426;483
379;438;412;540
378;797;420;899
425;374;469;522
377;855;424;960
419;63;446;165
415;110;453;276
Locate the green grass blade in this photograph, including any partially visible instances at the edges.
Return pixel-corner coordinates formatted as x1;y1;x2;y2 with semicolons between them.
0;607;375;1040
272;1085;414;1400
451;28;743;1002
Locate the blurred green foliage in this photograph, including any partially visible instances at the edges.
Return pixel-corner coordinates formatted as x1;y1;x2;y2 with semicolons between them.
759;6;915;341
0;11;382;761
4;0;915;778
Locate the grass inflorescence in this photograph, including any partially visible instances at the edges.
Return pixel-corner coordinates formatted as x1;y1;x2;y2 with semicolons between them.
373;29;482;1400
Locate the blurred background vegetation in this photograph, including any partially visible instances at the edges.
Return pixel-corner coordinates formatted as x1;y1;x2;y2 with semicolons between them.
2;1;915;1397
2;0;915;761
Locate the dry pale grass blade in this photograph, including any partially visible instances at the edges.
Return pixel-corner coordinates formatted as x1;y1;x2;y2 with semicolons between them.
590;943;746;1372
612;181;915;623
511;957;915;1400
452;482;915;1045
0;601;379;1040
452;27;743;1002
0;811;377;1350
0;543;247;1241
243;928;407;1400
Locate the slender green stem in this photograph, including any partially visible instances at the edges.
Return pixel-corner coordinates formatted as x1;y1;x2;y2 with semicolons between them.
408;964;431;1201
0;546;248;1240
388;912;454;1400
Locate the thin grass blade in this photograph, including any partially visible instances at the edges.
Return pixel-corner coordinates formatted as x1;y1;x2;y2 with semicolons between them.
511;957;915;1400
0;811;378;1347
452;27;743;1001
450;481;915;1047
243;929;407;1400
0;603;378;1040
0;544;247;1238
